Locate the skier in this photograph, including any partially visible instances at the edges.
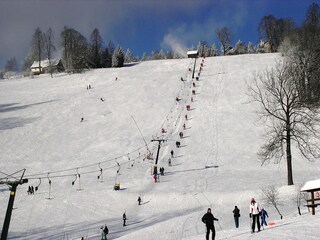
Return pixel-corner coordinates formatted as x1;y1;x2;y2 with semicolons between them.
185;114;188;120
153;174;157;182
179;131;184;138
138;196;142;205
175;141;181;148
183;123;186;130
168;158;172;166
100;98;105;102
192;90;196;95
249;197;261;233
170;149;174;158
80;117;84;122
193;82;196;87
101;225;108;240
233;206;240;228
202;208;219;240
260;208;269;228
123;212;127;226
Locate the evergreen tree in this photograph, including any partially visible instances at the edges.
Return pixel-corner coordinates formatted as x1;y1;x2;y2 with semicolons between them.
210;43;219;56
234;40;247;54
141;52;148;61
247;42;256;54
112;46;124;67
124;48;134;63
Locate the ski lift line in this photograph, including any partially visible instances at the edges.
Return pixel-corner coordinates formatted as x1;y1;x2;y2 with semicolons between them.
25;152;147;180
130;115;152;154
24;144;147;178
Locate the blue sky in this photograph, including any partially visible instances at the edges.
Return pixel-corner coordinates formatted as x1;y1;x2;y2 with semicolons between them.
0;0;318;69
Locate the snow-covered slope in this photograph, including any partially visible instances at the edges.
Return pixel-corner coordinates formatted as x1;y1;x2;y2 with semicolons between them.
1;54;320;240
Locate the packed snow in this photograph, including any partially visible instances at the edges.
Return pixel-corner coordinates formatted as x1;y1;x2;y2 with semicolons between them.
1;53;320;239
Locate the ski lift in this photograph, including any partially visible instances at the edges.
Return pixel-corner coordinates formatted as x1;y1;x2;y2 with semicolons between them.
46;173;53;200
97;163;103;182
35;177;41;191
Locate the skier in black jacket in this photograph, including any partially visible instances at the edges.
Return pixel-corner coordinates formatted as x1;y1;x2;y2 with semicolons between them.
202;208;219;240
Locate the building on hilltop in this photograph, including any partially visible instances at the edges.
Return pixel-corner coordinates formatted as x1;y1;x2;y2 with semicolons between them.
30;59;64;75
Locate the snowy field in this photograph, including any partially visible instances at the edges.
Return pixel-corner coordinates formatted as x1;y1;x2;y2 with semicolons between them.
1;53;320;239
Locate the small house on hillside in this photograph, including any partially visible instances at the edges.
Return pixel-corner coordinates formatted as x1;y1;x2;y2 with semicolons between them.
301;179;320;215
30;59;64;75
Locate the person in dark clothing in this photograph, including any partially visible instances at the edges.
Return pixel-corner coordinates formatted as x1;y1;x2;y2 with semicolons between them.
233;206;240;228
101;225;108;240
123;212;127;226
170;149;174;157
202;208;219;240
138;196;142;205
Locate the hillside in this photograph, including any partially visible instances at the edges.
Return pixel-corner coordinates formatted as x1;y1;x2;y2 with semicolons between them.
1;53;320;240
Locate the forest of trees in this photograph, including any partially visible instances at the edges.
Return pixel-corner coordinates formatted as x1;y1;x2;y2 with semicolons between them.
1;2;318;77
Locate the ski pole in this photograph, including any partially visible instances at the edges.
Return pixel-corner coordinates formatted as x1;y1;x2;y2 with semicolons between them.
217;221;222;229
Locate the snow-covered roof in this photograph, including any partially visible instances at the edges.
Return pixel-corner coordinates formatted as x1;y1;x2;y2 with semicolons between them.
301;179;320;192
187;50;198;55
30;59;61;68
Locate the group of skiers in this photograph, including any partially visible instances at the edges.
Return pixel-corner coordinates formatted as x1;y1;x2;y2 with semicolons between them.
202;198;269;240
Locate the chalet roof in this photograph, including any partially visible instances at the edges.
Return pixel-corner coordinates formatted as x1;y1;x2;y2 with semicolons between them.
187;50;198;55
30;59;61;68
301;179;320;192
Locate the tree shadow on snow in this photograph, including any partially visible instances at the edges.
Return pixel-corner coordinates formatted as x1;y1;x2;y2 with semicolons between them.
0;117;39;130
0;100;56;113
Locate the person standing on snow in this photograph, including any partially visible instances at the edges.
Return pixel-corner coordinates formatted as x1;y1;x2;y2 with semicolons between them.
260;208;269;228
249;197;261;233
101;225;108;240
202;208;219;240
123;212;127;226
233;206;240;228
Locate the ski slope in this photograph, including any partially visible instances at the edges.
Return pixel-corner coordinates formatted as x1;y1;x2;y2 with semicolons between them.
1;53;320;239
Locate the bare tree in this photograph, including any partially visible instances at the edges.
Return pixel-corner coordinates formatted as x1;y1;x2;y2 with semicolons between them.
294;185;308;215
44;28;56;77
260;185;283;219
60;26;88;72
215;27;232;55
31;27;45;71
248;59;320;185
89;28;103;68
258;15;295;52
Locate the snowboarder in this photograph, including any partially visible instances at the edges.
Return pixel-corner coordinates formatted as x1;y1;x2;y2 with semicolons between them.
170;149;174;158
123;212;127;226
249;197;261;233
202;208;219;240
101;225;108;240
260;208;269;228
138;196;142;205
233;206;240;228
